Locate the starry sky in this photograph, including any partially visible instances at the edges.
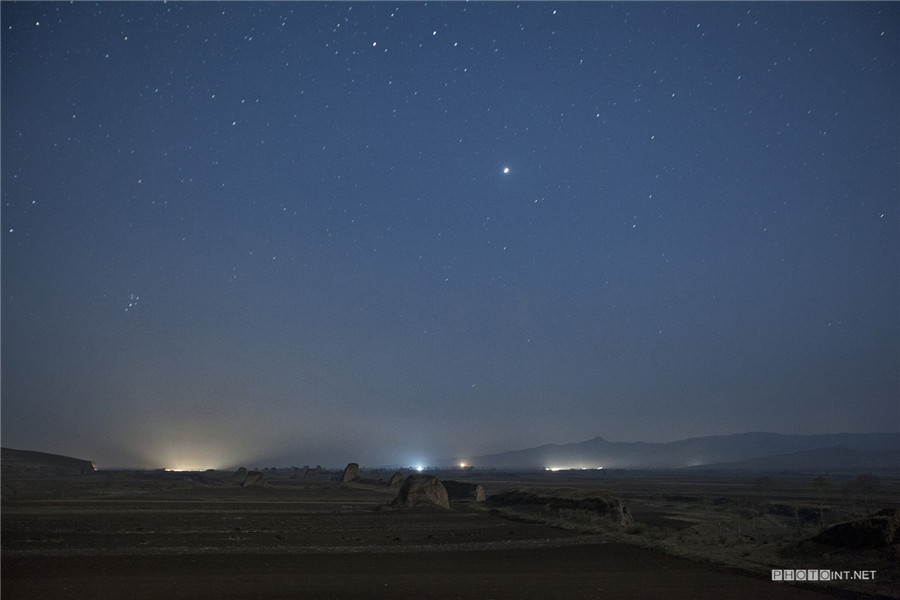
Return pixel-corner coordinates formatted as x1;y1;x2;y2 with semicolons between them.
3;2;898;470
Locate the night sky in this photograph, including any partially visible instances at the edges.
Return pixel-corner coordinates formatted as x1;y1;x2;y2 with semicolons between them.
3;2;898;470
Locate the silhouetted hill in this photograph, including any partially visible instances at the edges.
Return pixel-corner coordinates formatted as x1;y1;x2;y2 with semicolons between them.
687;446;900;472
456;432;900;471
1;447;96;476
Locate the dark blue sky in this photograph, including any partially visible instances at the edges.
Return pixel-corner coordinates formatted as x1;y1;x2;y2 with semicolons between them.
3;2;898;469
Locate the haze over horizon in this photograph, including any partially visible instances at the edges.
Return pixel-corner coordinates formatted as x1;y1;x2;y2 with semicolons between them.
3;3;898;471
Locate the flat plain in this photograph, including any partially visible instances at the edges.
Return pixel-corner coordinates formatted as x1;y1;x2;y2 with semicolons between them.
2;467;897;599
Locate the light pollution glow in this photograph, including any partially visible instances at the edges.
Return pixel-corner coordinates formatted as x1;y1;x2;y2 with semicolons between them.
140;439;258;472
545;466;605;472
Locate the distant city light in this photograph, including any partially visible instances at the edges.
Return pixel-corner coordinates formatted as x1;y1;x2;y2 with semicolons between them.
415;465;424;472
165;466;212;472
544;466;604;471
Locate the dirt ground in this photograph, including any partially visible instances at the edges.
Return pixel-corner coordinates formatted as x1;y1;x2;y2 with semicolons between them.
2;469;893;599
4;544;853;600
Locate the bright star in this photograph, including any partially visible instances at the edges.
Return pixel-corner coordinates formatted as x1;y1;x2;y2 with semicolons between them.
502;167;510;174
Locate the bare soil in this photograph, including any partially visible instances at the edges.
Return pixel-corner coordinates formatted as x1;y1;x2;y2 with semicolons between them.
2;469;894;599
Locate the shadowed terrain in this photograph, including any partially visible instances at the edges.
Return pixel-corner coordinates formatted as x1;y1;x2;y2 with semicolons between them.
3;451;898;599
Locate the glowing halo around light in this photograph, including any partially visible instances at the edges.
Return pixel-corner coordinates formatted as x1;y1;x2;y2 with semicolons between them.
126;414;287;472
544;465;605;472
151;440;241;472
502;166;510;174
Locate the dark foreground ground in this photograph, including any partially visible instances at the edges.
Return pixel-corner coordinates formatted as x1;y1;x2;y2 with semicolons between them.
2;468;894;599
4;544;850;600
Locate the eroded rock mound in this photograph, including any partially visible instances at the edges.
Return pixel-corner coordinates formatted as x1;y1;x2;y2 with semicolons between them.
391;474;450;509
1;448;95;476
341;462;360;483
230;467;248;485
487;487;633;527
812;508;900;549
241;470;268;488
443;480;485;502
388;470;405;486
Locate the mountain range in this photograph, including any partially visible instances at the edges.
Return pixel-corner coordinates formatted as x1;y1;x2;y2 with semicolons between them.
452;432;900;472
